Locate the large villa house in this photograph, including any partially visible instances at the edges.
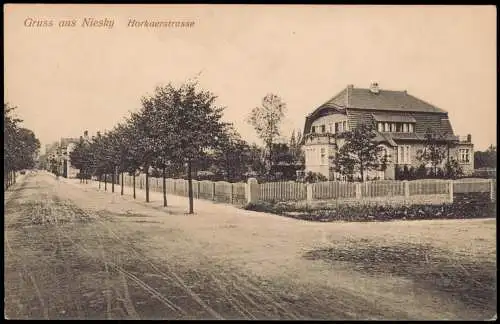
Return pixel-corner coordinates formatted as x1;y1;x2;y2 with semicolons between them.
302;83;474;180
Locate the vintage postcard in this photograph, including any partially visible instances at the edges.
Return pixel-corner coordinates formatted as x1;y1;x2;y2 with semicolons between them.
4;4;496;320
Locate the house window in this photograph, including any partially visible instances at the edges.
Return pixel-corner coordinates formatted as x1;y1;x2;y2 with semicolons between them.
379;146;390;163
343;121;347;132
390;123;396;132
384;122;390;132
409;123;414;133
397;145;411;164
459;149;470;163
403;123;408;132
378;122;384;132
320;148;326;164
312;126;316;133
335;123;339;133
396;123;402;132
329;123;334;133
321;125;326;133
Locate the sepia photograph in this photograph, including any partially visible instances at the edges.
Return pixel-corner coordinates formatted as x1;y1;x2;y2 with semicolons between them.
4;4;497;320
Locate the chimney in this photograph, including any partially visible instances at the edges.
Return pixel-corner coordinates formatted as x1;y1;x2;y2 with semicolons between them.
369;82;380;94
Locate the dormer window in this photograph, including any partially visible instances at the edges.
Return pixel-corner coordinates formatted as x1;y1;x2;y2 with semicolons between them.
321;125;326;133
377;121;415;133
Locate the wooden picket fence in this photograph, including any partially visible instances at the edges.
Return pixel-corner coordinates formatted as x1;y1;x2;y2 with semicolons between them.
114;174;496;205
260;181;307;202
312;181;356;200
119;174;248;206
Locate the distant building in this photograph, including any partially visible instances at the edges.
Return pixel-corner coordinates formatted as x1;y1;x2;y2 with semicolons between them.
302;83;474;180
46;136;84;178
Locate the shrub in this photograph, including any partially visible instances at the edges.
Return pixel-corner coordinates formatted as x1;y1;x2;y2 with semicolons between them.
244;200;495;222
304;171;328;183
445;158;464;179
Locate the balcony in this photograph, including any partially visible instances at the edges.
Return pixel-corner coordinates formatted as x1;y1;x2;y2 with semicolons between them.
304;132;339;145
458;134;472;143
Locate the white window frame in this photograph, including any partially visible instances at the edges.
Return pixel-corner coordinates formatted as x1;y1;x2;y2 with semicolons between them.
384;122;390;132
398;145;411;164
403;123;408;132
408;123;414;133
378;122;384;132
459;148;470;163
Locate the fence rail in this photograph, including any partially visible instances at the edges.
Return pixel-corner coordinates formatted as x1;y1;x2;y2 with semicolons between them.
361;181;405;198
108;174;496;206
453;178;491;193
260;181;307;202
409;179;450;196
312;181;356;200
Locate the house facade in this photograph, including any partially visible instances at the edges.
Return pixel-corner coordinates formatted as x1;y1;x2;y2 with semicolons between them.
302;83;474;180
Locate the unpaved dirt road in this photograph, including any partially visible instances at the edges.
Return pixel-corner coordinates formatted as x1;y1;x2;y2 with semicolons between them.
4;172;496;320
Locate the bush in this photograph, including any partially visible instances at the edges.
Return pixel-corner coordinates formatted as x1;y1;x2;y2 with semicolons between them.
304;171;328;183
244;200;496;222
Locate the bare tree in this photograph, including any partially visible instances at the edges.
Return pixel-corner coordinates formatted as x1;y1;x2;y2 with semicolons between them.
247;94;287;179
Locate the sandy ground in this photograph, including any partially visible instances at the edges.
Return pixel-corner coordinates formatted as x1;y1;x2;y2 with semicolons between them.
4;172;496;320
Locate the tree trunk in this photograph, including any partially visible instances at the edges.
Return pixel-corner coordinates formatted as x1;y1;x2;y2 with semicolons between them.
267;143;273;181
360;164;364;182
80;170;83;183
98;174;101;189
162;165;167;207
145;168;150;203
121;172;124;195
104;174;107;191
111;169;115;193
133;173;136;199
187;159;194;214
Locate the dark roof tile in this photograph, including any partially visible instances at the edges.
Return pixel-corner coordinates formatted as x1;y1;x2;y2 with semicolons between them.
321;86;447;113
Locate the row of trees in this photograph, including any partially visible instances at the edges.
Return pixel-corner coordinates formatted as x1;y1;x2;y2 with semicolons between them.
4;103;41;189
69;81;303;213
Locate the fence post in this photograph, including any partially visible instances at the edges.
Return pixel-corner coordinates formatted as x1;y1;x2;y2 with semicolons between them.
306;183;313;202
355;182;361;200
403;180;410;198
212;181;216;201
196;181;200;199
229;183;234;204
490;179;496;202
246;178;259;204
449;180;454;203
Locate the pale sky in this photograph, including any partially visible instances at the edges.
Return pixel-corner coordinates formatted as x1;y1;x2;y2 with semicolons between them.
4;4;497;153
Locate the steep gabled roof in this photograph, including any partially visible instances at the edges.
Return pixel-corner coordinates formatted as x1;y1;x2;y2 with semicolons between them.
302;104;346;143
322;85;448;113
